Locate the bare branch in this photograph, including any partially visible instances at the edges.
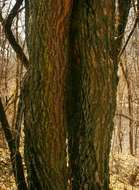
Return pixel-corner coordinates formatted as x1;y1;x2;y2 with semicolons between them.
0;97;27;190
119;14;139;58
116;113;139;123
0;0;29;69
0;97;14;150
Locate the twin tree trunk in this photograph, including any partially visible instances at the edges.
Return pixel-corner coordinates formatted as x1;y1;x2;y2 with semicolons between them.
24;0;72;189
67;1;117;189
23;0;130;190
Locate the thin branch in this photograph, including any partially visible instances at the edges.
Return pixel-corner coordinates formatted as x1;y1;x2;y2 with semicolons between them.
118;14;139;58
0;98;27;190
15;92;24;149
116;113;139;123
118;11;139;88
0;98;15;150
0;0;29;69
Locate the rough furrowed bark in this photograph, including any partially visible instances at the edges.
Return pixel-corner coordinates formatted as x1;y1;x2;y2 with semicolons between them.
67;1;118;189
24;1;72;189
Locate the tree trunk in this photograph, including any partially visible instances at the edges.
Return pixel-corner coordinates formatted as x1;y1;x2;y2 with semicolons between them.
24;1;72;189
67;1;123;189
23;0;131;189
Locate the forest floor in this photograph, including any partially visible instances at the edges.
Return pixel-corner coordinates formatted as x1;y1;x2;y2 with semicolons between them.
1;147;139;190
0;147;16;190
110;153;139;190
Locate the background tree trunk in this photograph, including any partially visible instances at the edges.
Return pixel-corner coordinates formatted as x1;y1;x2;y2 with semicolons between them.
24;1;72;189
